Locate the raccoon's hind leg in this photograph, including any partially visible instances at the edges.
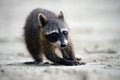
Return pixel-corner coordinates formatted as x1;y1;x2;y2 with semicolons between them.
24;29;43;65
24;39;43;65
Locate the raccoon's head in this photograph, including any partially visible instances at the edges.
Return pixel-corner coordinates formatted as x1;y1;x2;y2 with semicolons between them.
38;11;69;48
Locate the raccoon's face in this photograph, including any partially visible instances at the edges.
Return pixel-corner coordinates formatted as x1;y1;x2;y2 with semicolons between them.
38;11;69;48
44;19;69;48
45;27;69;48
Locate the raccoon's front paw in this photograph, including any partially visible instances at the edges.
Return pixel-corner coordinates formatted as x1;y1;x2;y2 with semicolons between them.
42;62;51;66
74;61;86;65
76;58;81;61
67;58;81;61
24;60;41;65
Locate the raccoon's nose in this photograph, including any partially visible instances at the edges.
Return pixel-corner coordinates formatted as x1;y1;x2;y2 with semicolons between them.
61;43;67;47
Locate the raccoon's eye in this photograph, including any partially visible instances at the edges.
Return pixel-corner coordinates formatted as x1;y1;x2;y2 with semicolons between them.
63;31;68;36
45;33;59;42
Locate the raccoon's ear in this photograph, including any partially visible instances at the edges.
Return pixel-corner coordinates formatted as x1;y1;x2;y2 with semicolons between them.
38;13;48;27
58;11;64;20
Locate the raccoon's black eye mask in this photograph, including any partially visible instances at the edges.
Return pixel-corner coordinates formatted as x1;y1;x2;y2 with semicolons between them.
45;31;68;43
45;32;59;42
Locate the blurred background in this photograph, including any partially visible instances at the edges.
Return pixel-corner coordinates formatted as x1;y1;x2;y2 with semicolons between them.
0;0;120;62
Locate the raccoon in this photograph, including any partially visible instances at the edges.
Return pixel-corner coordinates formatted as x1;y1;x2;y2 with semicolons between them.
24;8;83;65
